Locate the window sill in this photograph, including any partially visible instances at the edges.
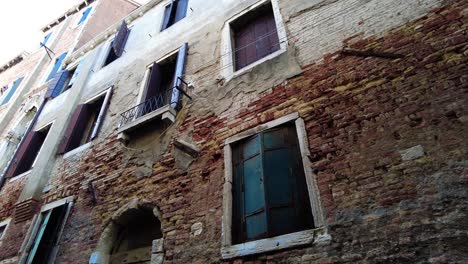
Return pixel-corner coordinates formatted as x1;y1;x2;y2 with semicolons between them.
63;141;92;159
117;105;176;135
9;169;32;183
228;48;287;82
221;227;331;259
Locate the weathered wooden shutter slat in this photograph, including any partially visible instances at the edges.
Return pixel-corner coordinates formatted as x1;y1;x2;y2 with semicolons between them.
113;21;129;57
90;87;113;140
171;43;188;109
5;131;39;178
161;0;175;30
46;52;67;81
57;104;91;154
26;210;52;264
174;0;188;23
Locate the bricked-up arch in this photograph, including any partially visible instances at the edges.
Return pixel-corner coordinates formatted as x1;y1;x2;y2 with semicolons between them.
89;199;164;264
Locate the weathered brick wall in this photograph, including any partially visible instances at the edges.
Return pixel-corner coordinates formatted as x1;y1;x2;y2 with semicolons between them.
1;0;466;263
30;1;467;263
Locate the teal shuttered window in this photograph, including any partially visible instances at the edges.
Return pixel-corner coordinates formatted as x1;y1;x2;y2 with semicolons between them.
232;123;314;243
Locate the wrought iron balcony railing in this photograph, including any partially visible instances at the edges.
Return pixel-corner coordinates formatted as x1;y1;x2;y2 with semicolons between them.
119;78;191;128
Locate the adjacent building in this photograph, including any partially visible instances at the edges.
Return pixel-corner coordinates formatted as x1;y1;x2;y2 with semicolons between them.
0;0;466;263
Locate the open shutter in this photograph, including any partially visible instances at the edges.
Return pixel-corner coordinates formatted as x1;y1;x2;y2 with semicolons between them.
78;7;92;25
41;32;52;47
57;104;91;154
90;87;113;140
46;70;69;98
112;21;129;57
174;0;188;23
161;0;175;30
46;52;67;81
68;61;81;88
5;131;41;178
170;43;188;109
26;210;52;264
139;64;163;117
1;77;24;105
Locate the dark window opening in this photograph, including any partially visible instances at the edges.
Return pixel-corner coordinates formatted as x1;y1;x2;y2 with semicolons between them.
58;93;110;154
110;208;162;264
10;124;51;177
0;225;6;239
27;203;70;263
232;3;280;71
62;68;76;92
161;0;188;31
104;41;119;66
231;123;313;244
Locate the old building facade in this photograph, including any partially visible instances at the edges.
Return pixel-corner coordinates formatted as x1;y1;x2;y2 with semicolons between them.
0;0;467;263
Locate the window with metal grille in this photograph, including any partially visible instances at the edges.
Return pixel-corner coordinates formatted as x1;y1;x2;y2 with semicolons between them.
161;0;188;31
231;122;314;244
58;88;113;154
231;3;280;71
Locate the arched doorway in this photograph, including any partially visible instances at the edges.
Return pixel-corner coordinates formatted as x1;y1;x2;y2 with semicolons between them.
90;200;164;264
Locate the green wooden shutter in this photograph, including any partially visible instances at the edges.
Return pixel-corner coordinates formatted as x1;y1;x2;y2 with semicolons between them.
26;210;52;264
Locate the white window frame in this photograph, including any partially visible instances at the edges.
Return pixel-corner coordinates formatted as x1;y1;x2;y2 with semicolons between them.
0;218;11;241
30;121;54;169
220;0;288;81
221;112;329;259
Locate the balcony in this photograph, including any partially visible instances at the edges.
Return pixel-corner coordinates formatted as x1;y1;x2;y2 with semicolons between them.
117;79;191;140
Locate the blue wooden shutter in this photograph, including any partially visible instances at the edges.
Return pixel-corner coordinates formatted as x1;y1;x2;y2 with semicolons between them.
170;43;188;109
112;21;129;57
174;0;188;23
26;210;52;264
161;1;175;30
45;70;69;98
46;52;67;81
1;77;24;105
78;7;92;25
41;32;52;47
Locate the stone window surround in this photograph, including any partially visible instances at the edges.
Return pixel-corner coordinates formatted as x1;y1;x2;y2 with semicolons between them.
221;112;328;259
0;218;11;241
220;0;288;82
19;196;74;263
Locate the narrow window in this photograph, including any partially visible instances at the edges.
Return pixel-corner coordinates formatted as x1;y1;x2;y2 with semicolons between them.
1;77;24;105
0;225;6;240
140;43;188;116
231;123;313;244
5;124;51;178
231;3;280;71
77;7;92;25
46;52;67;82
161;0;188;31
58;88;113;154
103;21;130;67
26;202;72;263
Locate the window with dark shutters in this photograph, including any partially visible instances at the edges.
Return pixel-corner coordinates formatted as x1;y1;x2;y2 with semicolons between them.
161;0;188;31
232;3;280;71
6;125;51;178
58;88;113;154
231;123;314;244
103;21;130;67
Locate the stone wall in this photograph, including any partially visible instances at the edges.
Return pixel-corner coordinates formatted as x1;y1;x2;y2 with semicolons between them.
0;0;466;263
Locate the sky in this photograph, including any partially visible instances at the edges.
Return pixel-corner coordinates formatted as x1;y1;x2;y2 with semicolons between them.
0;0;148;65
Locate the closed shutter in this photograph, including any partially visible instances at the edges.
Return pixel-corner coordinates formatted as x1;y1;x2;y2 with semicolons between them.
170;43;188;109
46;70;69;98
112;21;129;57
1;77;24;105
46;52;67;81
5;131;40;178
235;25;256;70
161;0;175;30
57;104;91;154
174;0;188;23
90;87;113;140
139;64;163;117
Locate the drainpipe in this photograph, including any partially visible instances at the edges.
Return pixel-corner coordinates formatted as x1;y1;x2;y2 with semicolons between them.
0;98;48;191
